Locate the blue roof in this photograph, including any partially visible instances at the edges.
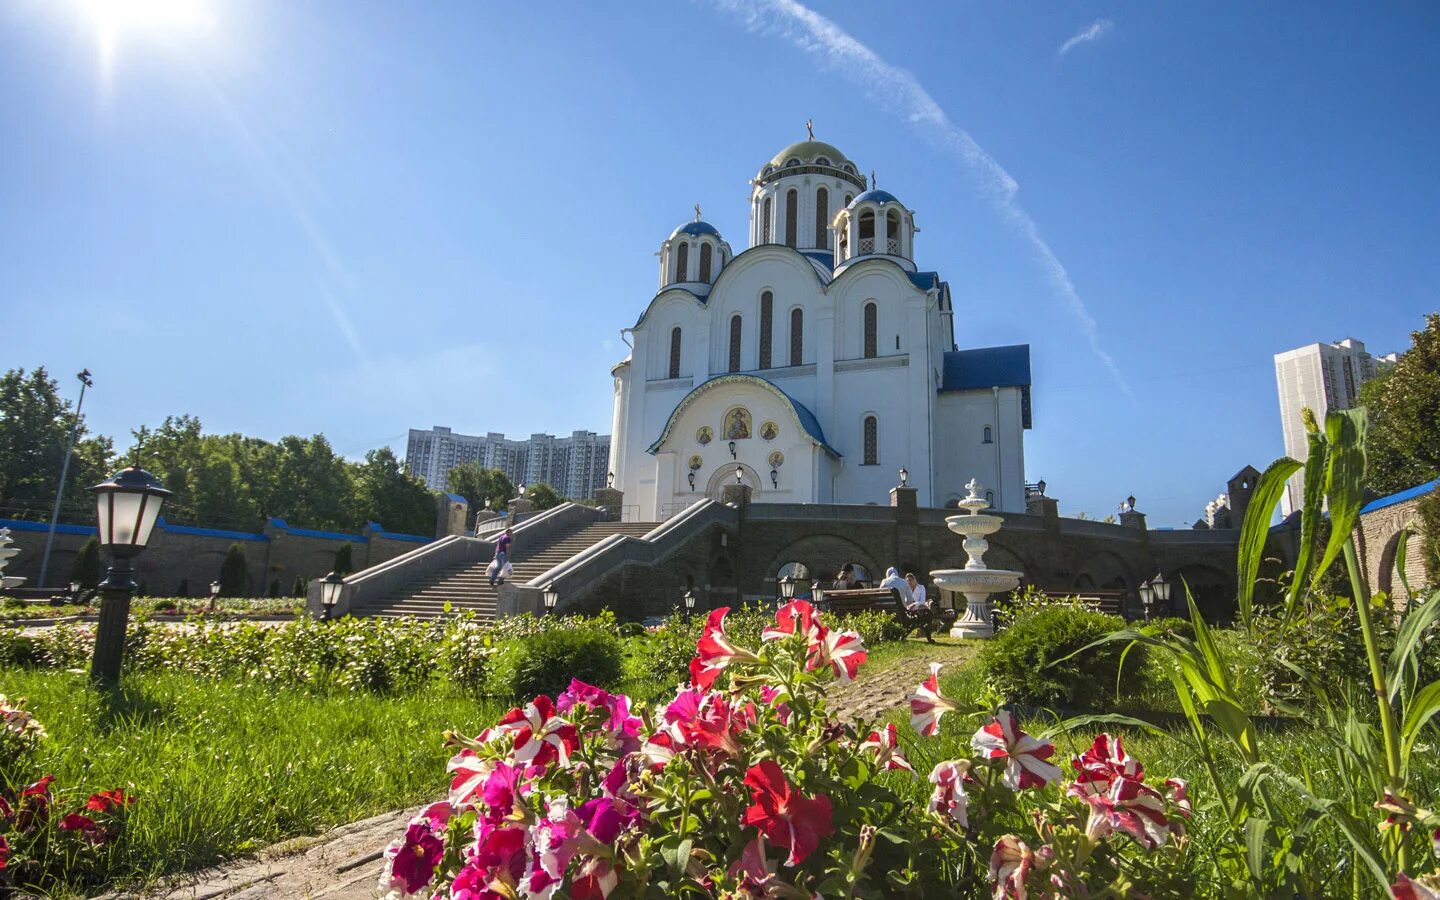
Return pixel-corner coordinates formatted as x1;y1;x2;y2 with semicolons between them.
673;220;720;237
647;374;840;458
800;249;835;269
908;271;939;291
1360;478;1439;515
849;189;899;206
941;345;1033;429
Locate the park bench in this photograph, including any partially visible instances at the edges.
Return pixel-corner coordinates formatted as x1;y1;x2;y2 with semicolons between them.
816;585;958;643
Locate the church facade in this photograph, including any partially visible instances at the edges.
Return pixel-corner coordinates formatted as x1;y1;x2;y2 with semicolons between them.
608;137;1032;519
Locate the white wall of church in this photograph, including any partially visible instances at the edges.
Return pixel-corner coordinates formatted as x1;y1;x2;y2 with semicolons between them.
933;387;1026;511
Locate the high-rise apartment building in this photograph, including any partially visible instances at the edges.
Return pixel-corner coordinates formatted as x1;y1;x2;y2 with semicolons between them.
404;427;611;500
1274;338;1396;515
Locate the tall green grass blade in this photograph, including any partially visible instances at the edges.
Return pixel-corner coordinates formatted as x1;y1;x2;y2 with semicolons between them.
1237;457;1303;627
1313;409;1368;586
1394;529;1415;606
1400;679;1440;769
1244;815;1270;884
1288;429;1329;619
1387;587;1440;703
1037;713;1167;741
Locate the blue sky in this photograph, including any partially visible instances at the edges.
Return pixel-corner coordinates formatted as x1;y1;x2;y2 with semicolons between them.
3;1;1436;525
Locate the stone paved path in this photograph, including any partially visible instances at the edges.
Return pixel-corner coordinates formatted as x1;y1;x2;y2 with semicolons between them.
108;640;977;899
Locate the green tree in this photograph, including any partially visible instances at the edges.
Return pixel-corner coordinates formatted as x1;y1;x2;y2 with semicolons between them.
218;543;249;597
334;542;354;576
447;463;514;525
1362;313;1440;495
68;536;102;590
0;367;113;516
292;575;309;598
353;447;435;535
526;482;565;511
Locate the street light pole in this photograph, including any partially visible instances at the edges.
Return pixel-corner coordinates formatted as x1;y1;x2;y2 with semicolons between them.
39;369;93;590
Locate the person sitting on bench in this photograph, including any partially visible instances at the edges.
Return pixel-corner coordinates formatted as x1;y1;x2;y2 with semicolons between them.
879;567;913;606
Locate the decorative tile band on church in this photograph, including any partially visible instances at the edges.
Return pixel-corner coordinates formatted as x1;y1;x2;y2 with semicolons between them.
609;136;1032;519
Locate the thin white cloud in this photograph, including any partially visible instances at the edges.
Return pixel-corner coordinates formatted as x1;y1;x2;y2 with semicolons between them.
1059;19;1113;57
709;0;1129;395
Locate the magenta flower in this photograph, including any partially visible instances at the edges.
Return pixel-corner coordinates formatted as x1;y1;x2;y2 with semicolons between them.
0;833;8;872
558;679;642;754
524;796;580;899
908;663;959;736
690;607;761;689
740;760;836;866
759;685;792;724
988;835;1036;900
763;599;826;646
971;711;1061;790
378;802;452;898
927;760;970;827
447;747;498;807
1394;873;1440;900
859;722;914;774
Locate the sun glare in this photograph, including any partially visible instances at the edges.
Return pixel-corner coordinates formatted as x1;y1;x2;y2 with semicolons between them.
74;0;219;75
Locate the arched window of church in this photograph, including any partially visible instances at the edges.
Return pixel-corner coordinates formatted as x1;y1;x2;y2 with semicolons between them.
863;416;878;465
858;210;875;254
762;197;772;243
784;189;798;247
983;425;993;444
863;302;878;358
729;314;743;373
669;327;682;380
844;193;854;207
886;209;902;255
789;308;803;366
674;242;689;282
698;242;713;282
759;291;773;370
814;187;829;249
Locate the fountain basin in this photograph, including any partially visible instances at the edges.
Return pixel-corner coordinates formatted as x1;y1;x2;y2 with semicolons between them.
0;576;23;591
931;567;1021;639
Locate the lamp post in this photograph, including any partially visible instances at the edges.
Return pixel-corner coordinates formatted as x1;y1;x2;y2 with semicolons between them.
69;580;81;602
899;467;908;487
1138;578;1155;623
39;369;94;590
770;468;778;489
683;589;696;618
209;579;221;600
778;574;798;601
728;440;737;460
1037;479;1046;496
319;571;344;620
607;471;615;489
542;585;559;613
1150;572;1171;617
811;580;826;609
688;471;696;491
88;466;171;683
734;466;743;484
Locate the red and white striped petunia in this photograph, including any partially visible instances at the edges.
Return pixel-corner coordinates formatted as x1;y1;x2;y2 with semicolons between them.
494;695;580;770
814;628;868;682
971;711;1062;791
908;663;959;736
689;607;761;689
1392;874;1440;900
763;599;826;647
859;722;914;774
927;760;969;827
1080;774;1174;849
988;834;1035;900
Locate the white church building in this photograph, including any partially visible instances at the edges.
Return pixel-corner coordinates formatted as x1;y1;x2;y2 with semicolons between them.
608;136;1033;519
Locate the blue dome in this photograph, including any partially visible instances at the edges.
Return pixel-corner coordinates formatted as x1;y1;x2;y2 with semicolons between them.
848;189;900;207
672;220;720;238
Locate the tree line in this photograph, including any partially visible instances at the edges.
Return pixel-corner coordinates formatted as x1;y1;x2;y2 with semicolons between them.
0;367;572;538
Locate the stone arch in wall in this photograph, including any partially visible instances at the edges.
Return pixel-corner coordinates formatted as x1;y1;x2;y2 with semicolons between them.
761;534;881;594
1376;528;1417;606
1072;550;1135;595
1170;563;1233;622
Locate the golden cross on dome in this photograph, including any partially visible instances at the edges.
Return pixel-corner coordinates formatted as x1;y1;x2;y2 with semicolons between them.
805;118;814;140
694;203;702;221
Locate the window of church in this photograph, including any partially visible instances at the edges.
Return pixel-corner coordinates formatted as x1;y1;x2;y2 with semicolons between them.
759;291;773;370
674;242;689;282
886;209;902;256
785;189;798;247
858;210;875;255
669;327;682;380
699;243;713;282
729;314;743;373
790;308;803;366
863;416;878;465
814;187;828;249
863;302;878;358
983;425;993;444
762;197;772;243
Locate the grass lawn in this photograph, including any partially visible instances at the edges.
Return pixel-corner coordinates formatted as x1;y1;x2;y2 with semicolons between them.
2;668;501;896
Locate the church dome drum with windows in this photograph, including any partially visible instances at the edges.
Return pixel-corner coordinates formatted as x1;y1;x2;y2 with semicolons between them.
610;128;1033;520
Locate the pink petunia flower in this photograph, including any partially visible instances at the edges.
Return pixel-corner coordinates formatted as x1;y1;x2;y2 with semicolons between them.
971;711;1061;791
989;835;1035;900
494;695;580;770
740;760;836;867
908;663;959;736
763;599;826;647
58;812;111;846
859;722;914;774
813;628;868;682
0;834;8;872
759;685;792;725
448;747;499;808
927;760;970;827
1078;774;1174;849
690;607;762;689
378;802;452;899
1074;733;1143;781
524;796;581;900
84;788;134;814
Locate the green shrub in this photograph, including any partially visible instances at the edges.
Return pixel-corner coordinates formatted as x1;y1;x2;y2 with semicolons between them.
334;542;354;576
0;629;42;667
980;606;1145;708
488;626;623;700
218;543;248;597
1147;616;1195;640
69;537;102;591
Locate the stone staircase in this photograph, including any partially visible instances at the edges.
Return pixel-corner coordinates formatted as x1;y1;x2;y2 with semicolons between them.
352;521;660;619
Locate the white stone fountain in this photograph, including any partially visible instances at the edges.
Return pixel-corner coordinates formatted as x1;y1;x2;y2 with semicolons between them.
0;527;25;592
930;479;1021;639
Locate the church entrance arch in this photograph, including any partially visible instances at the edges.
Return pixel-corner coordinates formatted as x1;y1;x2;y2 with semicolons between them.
706;463;761;500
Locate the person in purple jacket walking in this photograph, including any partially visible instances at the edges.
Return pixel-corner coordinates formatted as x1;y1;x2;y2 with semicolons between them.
490;528;513;587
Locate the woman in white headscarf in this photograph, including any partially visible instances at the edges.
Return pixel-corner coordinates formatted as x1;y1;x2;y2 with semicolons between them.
879;566;913;606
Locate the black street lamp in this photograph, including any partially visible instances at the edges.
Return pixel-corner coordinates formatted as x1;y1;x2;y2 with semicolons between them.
778;574;799;600
728;440;737;459
734;466;743;484
209;580;221;601
1138;578;1155;622
683;589;696;617
1037;479;1046;495
69;580;81;601
1151;572;1171;612
770;468;778;489
542;585;559;613
899;467;908;487
88;466;171;682
607;471;615;489
687;471;696;491
811;580;826;608
319;571;344;620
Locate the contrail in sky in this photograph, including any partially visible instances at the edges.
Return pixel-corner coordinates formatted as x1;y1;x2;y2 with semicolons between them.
1059;19;1114;57
710;0;1130;396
